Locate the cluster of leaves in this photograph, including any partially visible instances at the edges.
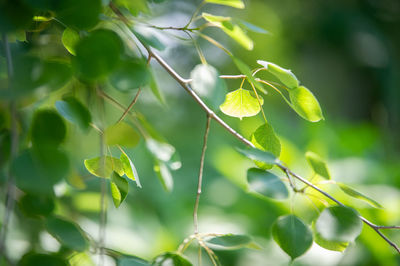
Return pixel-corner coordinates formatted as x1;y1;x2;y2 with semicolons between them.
0;0;395;265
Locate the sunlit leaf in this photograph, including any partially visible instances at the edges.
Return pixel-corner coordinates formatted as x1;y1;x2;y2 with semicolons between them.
337;183;383;209
56;0;101;30
220;88;263;119
305;151;330;180
312;222;349;252
19;253;68;266
46;216;89;251
232;57;266;94
190;64;227;110
31;109;66;147
154;160;173;192
74;29;123;80
206;234;261;250
247;168;288;200
251;123;281;169
56;97;91;131
236;147;277;165
205;0;244;9
110;171;129;208
315;206;362;242
84;156;124;178
18;194;55;218
257;60;299;89
153;252;192;266
202;13;253;50
289;86;324;122
272;215;313;259
109;59;150;92
105;122;140;147
62;28;80;55
114;0;149;16
120;151;142;188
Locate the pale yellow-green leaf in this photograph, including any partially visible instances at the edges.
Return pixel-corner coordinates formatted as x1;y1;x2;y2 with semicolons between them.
84;156;124;178
62;28;80;55
289;86;324;122
105;122;140;147
220;88;263;119
205;0;245;9
110;171;129;208
120;151;142;188
257;60;299;89
202;13;253;50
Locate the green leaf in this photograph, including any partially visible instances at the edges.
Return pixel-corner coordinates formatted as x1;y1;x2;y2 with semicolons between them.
257;60;299;89
110;171;129;208
31;109;66;148
56;97;92;131
315;206;362;243
154;160;173;192
305;151;331;180
289;86;324;122
118;256;150;266
84;156;124;178
272;215;313;259
13;148;69;195
105;122;140;147
38;60;72;91
109;59;151;92
56;0;101;30
312;222;349;252
247;168;288;200
232;57;266;94
204;0;245;9
190;64;227;110
153;252;192;266
18;194;55;218
120;151;142;188
206;234;261;250
114;0;149;16
236;20;269;34
236;147;277;165
220;88;263;119
202;13;253;50
45;216;89;251
74;29;123;80
251;123;281;169
19;253;68;266
337;183;383;209
132;28;165;51
62;28;80;55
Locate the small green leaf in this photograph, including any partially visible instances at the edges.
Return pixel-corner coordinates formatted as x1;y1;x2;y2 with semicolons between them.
114;0;149;16
247;168;288;200
105;122;140;147
205;0;244;9
62;28;80;55
206;234;261;250
153;252;192;266
272;215;313;259
154;160;173;192
56;97;92;131
132;28;165;51
289;86;324;122
84;156;124;178
315;206;362;243
120;151;142;188
190;64;227;110
31;109;66;148
202;13;253;50
236;147;277;165
109;59;150;92
110;171;129;208
257;60;299;89
45;216;89;251
56;0;101;30
220;88;263;119
18;194;55;218
305;151;331;180
337;183;383;209
251;123;281;169
19;253;68;266
74;29;123;80
312;222;349;252
232;57;266;94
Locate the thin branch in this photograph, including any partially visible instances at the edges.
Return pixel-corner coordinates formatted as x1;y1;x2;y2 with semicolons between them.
193;115;211;235
110;4;400;254
0;33;18;256
115;87;141;124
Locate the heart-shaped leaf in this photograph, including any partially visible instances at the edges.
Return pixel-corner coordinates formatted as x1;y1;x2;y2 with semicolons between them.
247;168;288;200
305;151;330;179
84;156;124;178
220;88;263;119
251;123;281;169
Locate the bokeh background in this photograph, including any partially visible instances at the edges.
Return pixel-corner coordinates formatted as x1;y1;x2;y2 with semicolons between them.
2;0;400;265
